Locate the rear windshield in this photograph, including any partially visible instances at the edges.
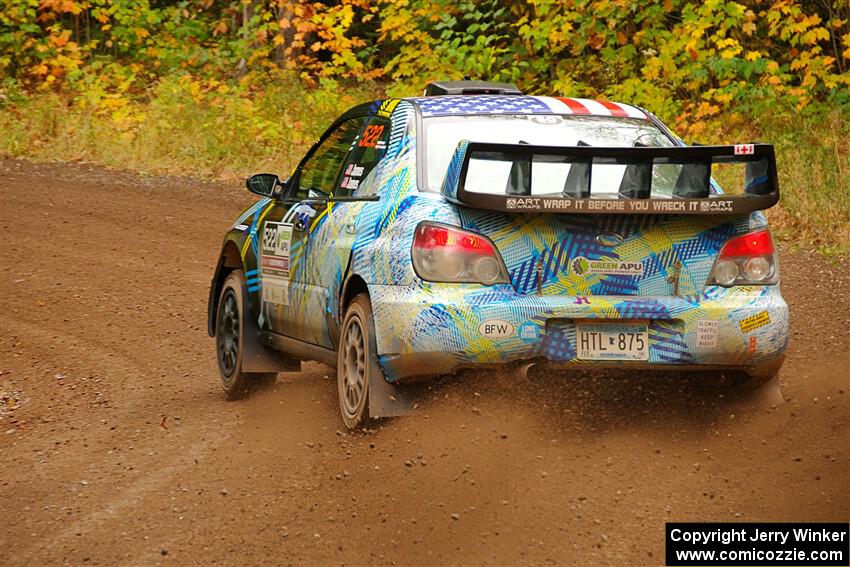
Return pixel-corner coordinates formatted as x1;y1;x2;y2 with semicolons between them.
422;114;676;195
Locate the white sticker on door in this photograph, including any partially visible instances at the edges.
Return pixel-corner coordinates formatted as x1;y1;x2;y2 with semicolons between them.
260;221;293;305
262;221;292;262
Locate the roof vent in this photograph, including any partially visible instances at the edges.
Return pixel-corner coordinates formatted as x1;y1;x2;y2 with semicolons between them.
423;80;523;96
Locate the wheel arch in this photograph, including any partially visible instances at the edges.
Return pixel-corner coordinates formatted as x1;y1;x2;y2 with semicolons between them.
207;239;245;337
331;271;370;350
340;273;369;316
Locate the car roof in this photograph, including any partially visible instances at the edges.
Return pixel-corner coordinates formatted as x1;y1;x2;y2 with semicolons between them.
404;95;648;120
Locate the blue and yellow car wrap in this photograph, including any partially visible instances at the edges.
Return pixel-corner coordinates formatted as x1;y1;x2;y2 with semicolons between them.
209;95;788;383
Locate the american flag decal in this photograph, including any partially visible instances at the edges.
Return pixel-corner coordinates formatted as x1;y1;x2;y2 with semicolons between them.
415;95;551;116
411;95;647;120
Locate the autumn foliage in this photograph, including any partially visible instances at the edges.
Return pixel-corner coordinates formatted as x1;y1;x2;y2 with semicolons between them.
3;1;848;119
1;0;848;251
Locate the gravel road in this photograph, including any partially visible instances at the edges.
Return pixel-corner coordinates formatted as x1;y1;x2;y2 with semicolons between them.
1;158;848;566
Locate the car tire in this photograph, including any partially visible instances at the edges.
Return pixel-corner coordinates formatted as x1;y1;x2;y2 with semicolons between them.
337;293;376;429
215;270;276;400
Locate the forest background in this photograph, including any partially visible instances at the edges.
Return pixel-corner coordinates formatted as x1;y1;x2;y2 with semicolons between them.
1;0;848;253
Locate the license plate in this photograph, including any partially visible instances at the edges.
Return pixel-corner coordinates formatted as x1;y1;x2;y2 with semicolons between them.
576;323;649;361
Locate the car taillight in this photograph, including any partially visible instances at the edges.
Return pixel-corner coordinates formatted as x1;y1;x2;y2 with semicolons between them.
707;229;779;287
411;222;510;285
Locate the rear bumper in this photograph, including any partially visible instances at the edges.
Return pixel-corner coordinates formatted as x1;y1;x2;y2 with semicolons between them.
369;283;788;382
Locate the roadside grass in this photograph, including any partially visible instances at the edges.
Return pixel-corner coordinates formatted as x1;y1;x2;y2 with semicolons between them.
0;76;380;179
1;80;847;256
696;107;849;259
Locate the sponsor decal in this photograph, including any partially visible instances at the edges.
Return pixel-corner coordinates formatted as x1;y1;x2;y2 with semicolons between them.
340;177;360;190
575;296;590;305
478;319;515;339
261;255;289;273
260;221;293;305
233;223;249;232
262;276;289;306
342;163;366;189
500;197;739;214
696;320;719;350
734;143;755;155
262;221;293;259
699;200;734;213
506;197;542;210
570;256;644;277
518;322;540;342
739;311;771;333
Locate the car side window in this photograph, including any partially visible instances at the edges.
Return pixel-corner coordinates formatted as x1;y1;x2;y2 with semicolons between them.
337;116;392;197
297;117;364;197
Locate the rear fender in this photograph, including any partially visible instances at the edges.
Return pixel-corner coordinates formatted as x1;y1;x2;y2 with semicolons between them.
339;270;412;419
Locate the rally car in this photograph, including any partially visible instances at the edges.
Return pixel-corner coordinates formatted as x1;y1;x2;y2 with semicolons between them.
208;80;788;428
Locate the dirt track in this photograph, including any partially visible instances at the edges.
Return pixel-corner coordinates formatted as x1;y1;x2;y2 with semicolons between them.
1;157;848;566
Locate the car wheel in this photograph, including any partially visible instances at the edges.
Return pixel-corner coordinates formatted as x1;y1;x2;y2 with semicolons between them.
337;293;376;429
216;270;275;400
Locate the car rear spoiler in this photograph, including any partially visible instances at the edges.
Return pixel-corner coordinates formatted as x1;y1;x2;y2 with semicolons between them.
439;141;779;215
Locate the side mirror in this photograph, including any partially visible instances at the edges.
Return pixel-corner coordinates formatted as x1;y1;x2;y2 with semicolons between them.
246;173;281;197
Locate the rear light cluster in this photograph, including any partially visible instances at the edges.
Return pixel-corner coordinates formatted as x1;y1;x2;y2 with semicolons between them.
707;229;778;287
411;222;510;285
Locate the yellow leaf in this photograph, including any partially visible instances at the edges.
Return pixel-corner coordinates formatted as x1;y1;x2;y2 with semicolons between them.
715;92;733;104
273;34;285;46
745;50;760;61
51;30;71;47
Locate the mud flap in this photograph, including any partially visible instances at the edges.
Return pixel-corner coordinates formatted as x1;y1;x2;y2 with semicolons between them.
239;279;301;374
368;355;412;419
746;357;785;408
